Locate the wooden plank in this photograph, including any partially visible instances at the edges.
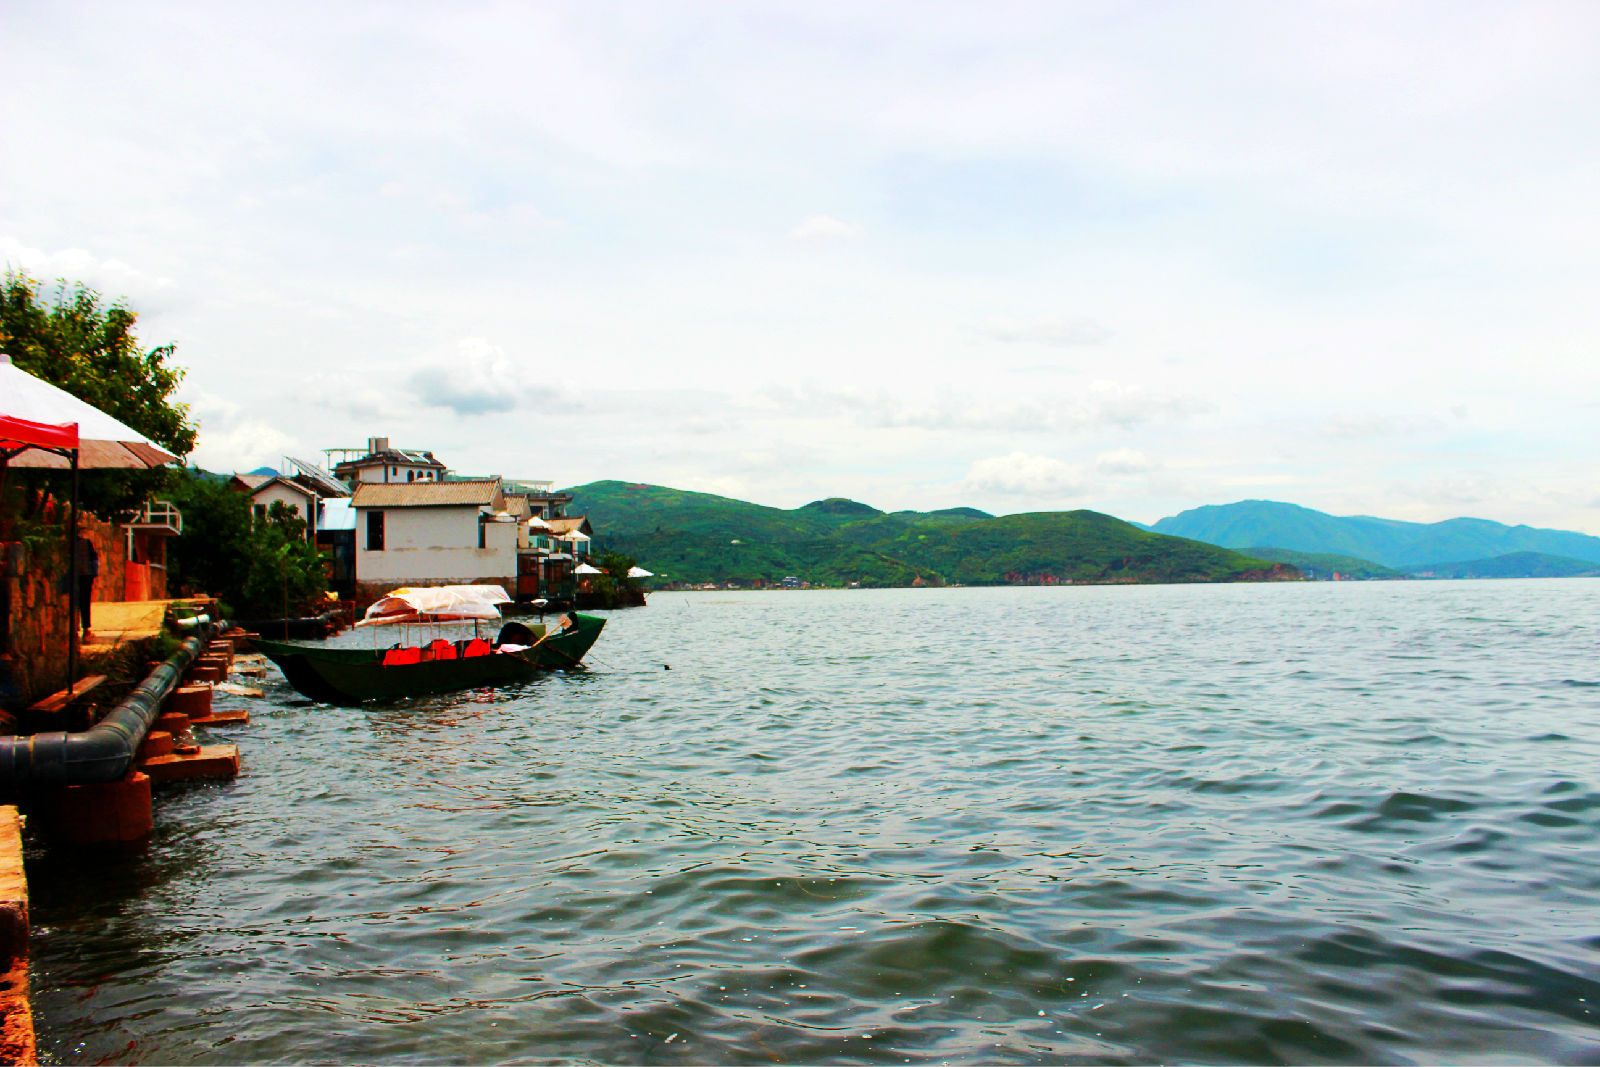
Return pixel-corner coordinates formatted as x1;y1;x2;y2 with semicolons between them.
28;674;108;715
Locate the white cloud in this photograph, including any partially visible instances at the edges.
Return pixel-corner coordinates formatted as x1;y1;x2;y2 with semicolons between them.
789;214;858;241
1095;448;1155;474
1319;414;1433;440
4;4;1599;533
409;338;526;416
294;372;407;423
0;237;177;310
963;451;1085;497
758;381;1210;434
186;390;301;472
980;315;1112;348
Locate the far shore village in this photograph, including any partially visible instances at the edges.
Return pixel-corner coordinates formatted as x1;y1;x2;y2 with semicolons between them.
231;435;604;608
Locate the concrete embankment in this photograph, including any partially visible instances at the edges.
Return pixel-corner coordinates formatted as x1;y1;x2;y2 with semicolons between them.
0;807;31;1066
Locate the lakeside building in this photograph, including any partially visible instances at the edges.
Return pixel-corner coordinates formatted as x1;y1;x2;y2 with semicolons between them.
327;436;602;607
351;479;517;602
230;474;320;540
325;437;447;486
229;457;352;545
503;480;573;521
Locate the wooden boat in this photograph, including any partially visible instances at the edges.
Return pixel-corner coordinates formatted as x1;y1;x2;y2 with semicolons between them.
249;585;605;704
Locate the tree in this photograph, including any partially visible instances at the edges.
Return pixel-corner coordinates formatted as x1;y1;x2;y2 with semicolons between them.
592;550;643;607
237;502;329;619
0;271;198;518
163;470;329;618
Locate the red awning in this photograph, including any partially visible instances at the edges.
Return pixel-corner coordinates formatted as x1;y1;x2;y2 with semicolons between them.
0;413;78;453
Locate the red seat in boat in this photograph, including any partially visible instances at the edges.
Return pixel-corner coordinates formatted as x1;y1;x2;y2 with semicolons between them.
382;646;422;666
427;638;457;660
462;638;492;658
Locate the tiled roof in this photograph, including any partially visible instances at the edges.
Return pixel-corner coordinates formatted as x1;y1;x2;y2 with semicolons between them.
352;479;501;508
546;515;591;534
234;473;316;497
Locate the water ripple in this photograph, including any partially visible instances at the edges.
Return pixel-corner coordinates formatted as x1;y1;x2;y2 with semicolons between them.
24;579;1600;1064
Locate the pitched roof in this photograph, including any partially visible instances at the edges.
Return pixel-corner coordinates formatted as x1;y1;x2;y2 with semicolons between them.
546;515;592;535
351;479;501;509
233;473;317;498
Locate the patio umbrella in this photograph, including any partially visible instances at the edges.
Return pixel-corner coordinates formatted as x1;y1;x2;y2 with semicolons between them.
1;354;177;470
1;352;180;687
627;566;654;578
573;563;603;575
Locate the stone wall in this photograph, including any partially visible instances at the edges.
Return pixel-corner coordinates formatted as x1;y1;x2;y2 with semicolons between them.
2;512;140;708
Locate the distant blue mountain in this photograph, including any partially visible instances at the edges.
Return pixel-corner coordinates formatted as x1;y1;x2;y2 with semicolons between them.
1150;500;1600;568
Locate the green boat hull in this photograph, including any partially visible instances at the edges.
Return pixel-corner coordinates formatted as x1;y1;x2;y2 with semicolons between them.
252;613;606;705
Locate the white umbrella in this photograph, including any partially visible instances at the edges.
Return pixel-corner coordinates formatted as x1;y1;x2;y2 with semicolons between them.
0;354;178;469
526;517;554;533
558;531;591;542
573;563;603;575
627;566;654;578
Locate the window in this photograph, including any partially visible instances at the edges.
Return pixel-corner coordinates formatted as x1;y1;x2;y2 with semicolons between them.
366;511;385;551
253;503;266;523
478;518;486;549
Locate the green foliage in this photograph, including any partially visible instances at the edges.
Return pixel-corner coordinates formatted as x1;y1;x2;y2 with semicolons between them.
0;271;198;518
1244;546;1402;579
585;550;645;607
148;632;184;662
565;481;1294;587
163;470;329;617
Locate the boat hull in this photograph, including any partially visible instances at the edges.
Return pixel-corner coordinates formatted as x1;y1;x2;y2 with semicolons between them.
252;613;606;704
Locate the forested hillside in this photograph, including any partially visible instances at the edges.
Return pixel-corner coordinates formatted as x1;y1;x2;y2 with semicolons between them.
565;481;1294;587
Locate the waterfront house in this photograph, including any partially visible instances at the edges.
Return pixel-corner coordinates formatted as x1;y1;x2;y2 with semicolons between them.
545;516;596;555
503;480;573;521
230;473;320;540
231;456;350;544
350;478;520;603
327;436;448;486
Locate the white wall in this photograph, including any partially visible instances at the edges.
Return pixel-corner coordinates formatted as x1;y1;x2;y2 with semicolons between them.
355;507;517;584
252;483;316;538
353;463;442;484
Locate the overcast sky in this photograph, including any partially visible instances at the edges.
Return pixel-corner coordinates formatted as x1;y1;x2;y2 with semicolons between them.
4;1;1598;532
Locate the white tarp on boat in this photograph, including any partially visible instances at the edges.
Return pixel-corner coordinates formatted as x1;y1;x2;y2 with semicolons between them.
358;584;511;626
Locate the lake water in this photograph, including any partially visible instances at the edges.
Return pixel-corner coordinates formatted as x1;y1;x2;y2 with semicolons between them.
24;580;1600;1064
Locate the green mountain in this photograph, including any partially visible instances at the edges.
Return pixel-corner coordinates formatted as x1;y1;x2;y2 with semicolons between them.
1408;551;1600;579
1151;500;1600;568
1244;547;1403;580
563;481;1296;587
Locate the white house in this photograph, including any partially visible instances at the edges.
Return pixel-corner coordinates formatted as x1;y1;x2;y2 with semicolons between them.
351;478;521;601
231;474;320;541
328;436;448;486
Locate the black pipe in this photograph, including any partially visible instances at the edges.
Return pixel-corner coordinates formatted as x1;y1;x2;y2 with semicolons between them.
0;622;216;789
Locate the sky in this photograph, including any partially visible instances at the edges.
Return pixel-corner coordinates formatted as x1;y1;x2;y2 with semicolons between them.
4;1;1598;533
